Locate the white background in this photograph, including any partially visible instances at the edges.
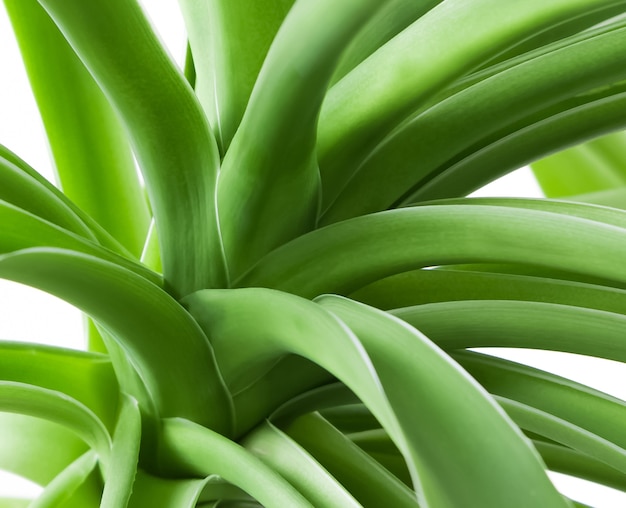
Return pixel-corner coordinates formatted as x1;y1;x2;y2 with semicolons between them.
0;1;625;505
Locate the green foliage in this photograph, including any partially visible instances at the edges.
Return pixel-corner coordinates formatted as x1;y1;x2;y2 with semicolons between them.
1;0;626;506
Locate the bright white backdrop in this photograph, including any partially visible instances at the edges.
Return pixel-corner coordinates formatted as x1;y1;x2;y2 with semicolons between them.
0;1;625;505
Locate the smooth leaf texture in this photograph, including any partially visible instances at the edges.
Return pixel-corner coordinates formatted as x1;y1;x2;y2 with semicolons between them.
217;0;388;279
319;295;568;508
37;0;225;295
0;248;232;433
4;0;150;257
160;418;313;508
240;205;626;298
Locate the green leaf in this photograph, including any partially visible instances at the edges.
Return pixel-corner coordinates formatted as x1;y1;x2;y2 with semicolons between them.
128;471;209;508
0;199;160;286
100;395;141;508
177;0;294;152
242;420;362;508
0;248;232;434
0;145;134;257
321;24;626;222
351;266;626;313
4;0;150;257
217;0;388;279
496;396;626;475
37;0;225;295
159;418;313;508
532;130;626;199
239;205;626;298
0;414;87;486
318;0;626;208
319;295;568;508
276;412;417;508
30;452;99;508
455;351;626;452
0;342;118;430
394;300;626;362
0;382;111;462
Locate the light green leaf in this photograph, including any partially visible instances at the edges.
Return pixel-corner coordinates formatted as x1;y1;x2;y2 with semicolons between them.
30;452;98;508
100;395;141;508
178;0;294;152
532;130;626;200
0;248;232;434
242;420;362;508
0;382;111;462
276;412;416;508
318;0;626;207
217;0;388;279
4;0;150;257
321;24;626;222
128;471;209;508
0;414;87;487
240;205;626;298
455;351;626;452
159;418;313;508
319;295;568;508
394;300;626;362
0;342;118;430
37;0;224;295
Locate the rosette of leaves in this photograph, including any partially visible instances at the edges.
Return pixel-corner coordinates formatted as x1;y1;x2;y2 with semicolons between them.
2;0;626;506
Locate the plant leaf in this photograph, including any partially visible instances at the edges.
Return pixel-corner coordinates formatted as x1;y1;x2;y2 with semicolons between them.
4;0;149;257
239;205;626;298
159;418;313;508
37;0;225;295
217;0;388;279
0;248;232;434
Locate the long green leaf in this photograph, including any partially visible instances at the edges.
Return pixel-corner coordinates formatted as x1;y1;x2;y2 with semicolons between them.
0;248;232;434
0;145;133;256
4;0;149;257
0;342;118;430
128;471;209;508
30;452;98;508
177;0;294;152
239;205;626;298
242;420;362;508
532;131;626;199
279;412;416;508
394;300;626;362
217;0;388;279
0;414;87;486
319;295;568;508
455;351;626;451
159;418;313;508
318;0;626;207
0;382;111;462
37;0;224;295
322;23;626;222
351;266;626;313
100;395;141;508
0;199;159;286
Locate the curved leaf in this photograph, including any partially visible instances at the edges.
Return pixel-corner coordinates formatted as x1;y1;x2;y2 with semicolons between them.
318;0;626;207
0;248;232;433
242;420;362;508
37;0;225;295
0;382;111;462
0;342;118;430
217;0;388;279
239;205;626;298
323;23;626;222
30;452;98;508
319;295;568;508
159;418;313;508
394;300;626;362
4;0;149;257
